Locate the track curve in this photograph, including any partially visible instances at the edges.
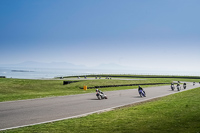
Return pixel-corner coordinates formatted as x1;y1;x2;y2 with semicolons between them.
0;81;199;131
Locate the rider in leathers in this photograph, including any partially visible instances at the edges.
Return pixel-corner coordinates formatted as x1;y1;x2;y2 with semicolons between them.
138;86;145;96
96;89;105;96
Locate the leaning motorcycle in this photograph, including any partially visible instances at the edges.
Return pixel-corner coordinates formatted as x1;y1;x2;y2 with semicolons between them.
139;90;146;97
96;92;107;100
183;84;186;89
171;85;175;91
177;85;181;91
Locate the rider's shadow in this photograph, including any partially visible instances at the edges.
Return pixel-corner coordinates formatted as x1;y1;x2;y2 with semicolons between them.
133;96;142;98
89;98;101;100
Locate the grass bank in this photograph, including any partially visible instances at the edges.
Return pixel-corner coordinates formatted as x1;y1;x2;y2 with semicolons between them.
0;75;200;102
4;87;200;133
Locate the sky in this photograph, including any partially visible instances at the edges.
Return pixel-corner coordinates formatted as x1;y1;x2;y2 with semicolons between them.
0;0;200;72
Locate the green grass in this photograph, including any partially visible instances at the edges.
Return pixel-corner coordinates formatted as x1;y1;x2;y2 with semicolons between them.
65;74;200;79
1;75;200;132
4;87;200;133
0;75;200;102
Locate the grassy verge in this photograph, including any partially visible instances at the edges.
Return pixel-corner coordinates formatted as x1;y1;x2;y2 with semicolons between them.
0;75;200;102
4;87;200;133
64;74;200;79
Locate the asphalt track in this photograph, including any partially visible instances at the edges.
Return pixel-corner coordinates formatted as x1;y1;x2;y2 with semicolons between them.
0;82;199;131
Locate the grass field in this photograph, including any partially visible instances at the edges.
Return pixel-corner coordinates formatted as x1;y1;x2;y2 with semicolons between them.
0;75;200;102
1;75;200;132
4;87;200;133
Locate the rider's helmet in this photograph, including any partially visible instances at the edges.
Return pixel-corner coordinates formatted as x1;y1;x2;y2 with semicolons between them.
96;89;98;92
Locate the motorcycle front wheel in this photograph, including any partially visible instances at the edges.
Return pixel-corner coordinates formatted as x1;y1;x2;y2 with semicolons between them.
97;96;101;100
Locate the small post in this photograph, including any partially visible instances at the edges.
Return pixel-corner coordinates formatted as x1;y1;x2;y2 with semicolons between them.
83;85;87;90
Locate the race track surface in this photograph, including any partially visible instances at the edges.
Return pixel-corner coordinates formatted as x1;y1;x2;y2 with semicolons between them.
0;82;199;130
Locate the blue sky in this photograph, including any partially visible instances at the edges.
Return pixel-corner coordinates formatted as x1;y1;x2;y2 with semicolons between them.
0;0;200;72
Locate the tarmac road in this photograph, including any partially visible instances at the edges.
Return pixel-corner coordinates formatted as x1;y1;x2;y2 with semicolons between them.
0;81;199;131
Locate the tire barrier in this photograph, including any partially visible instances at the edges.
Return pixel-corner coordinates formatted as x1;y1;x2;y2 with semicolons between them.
63;81;79;85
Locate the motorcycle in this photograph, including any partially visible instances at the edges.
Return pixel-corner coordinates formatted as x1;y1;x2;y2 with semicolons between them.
177;85;181;91
183;84;186;89
96;91;107;100
139;90;146;97
171;85;175;91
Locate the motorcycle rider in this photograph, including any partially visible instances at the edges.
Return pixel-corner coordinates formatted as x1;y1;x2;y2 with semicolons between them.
183;83;186;89
96;89;103;93
138;86;143;91
138;86;145;96
171;83;175;90
96;89;106;99
96;89;104;95
177;83;181;90
171;83;174;89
